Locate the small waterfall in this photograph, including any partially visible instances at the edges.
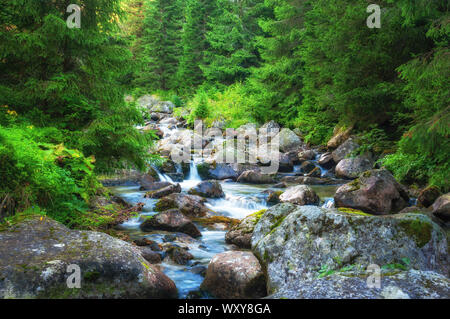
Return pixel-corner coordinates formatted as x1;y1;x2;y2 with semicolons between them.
152;165;174;183
187;159;201;181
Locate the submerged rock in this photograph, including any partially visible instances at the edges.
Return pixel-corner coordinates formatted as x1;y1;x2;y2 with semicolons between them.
188;180;225;198
0;217;177;299
279;185;320;206
334;169;410;215
166;246;194;265
140;209;201;238
252;204;448;297
201;251;266;299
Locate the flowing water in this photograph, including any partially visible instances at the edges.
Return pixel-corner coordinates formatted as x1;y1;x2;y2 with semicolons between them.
108;162;340;298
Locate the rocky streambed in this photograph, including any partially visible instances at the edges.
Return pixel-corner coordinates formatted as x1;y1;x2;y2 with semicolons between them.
1;95;448;299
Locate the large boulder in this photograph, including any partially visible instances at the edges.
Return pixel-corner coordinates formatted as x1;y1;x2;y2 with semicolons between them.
334;169;410;215
252;204;448;297
432;193;450;222
278;128;303;152
155;193;210;218
335;155;374;179
237;170;275;184
279;185;320;206
200;251;266;299
0;217;178;299
144;183;181;199
331;137;360;164
188;180;225;198
140;209;201;238
327;125;353;149
225;210;265;249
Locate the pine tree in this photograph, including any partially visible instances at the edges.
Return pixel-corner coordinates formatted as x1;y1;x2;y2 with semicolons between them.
136;0;183;90
177;0;217;91
246;0;307;126
201;0;266;86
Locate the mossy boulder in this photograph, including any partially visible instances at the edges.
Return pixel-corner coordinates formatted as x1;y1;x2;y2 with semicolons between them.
0;217;177;299
225;210;266;249
140;209;201;238
251;204;448;297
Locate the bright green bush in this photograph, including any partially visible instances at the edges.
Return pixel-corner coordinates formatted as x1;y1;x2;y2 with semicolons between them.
0;126;102;226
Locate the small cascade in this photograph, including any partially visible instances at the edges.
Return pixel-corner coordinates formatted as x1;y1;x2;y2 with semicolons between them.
313;153;330;177
180;157;202;190
152;165;174;183
207;193;267;220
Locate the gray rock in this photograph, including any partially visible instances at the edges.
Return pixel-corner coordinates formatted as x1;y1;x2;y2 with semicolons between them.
155;193;210;218
298;150;316;161
332;137;360;163
188;180;225;198
0;217;177;299
139;247;162;264
335;155;374;179
432;193;450;222
201;251;266;299
144;183;181;199
334;169;410;215
225;212;263;249
237;170;275;184
140;209;201;238
278;128;303;152
280;185;320;206
166;246;194;265
318;152;335;169
269;270;450;299
252;205;448;297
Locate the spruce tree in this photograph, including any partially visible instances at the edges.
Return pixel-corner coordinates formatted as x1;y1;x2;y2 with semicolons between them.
136;0;183;91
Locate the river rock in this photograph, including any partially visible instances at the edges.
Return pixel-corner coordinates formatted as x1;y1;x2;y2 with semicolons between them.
151;101;174;114
139;247;162;264
237;170;275;184
188;180;225;198
418;186;441;208
335;155;374;179
318;152;335;169
166;246;194;265
144;183;181;198
278;128;303;152
200;251;267;299
298;150;316;161
332;137;360;164
260;121;280;132
269;270;450;299
279;185;320;206
327;125;353;149
306;167;321;178
432;193;450;222
334;169;410;215
155;193;209;218
140;209;201;238
197;163;239;180
139;181;172;192
300;160;316;174
225;211;264;249
279;153;294;172
281;176;347;185
0;216;177;299
251;204;448;297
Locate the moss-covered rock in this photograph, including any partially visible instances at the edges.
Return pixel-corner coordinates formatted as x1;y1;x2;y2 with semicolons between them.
0;217;178;299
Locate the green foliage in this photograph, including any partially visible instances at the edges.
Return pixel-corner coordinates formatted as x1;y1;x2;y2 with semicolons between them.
0;0;152;171
0;126;101;226
187;91;210;125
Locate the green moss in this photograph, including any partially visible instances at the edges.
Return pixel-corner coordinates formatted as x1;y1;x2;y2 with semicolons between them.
398;218;433;248
83;270;101;283
338;207;371;216
251;209;267;223
268;215;286;234
155;199;176;212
